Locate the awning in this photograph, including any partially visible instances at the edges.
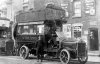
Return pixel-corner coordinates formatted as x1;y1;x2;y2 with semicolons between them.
0;17;10;27
0;17;10;21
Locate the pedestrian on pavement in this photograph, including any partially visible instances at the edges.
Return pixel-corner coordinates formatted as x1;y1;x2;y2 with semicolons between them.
36;39;44;62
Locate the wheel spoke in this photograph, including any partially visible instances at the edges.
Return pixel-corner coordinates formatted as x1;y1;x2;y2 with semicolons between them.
61;54;65;58
60;49;70;64
21;48;26;58
65;53;68;60
65;57;68;62
61;52;65;59
61;51;69;63
63;57;68;63
20;46;29;59
62;57;66;62
62;52;65;55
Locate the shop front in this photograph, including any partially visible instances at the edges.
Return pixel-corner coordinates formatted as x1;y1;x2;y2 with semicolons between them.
63;20;100;52
88;28;99;51
87;21;99;51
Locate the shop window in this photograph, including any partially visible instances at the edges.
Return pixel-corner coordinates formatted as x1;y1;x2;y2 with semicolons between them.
63;24;71;38
73;25;82;39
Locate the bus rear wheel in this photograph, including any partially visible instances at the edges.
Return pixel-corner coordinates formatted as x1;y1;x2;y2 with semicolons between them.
19;45;29;59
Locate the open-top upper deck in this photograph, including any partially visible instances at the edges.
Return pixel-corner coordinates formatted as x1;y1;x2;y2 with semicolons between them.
16;4;65;23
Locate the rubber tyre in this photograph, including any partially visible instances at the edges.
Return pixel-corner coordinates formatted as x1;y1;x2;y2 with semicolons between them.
19;45;29;59
78;48;88;64
59;49;70;64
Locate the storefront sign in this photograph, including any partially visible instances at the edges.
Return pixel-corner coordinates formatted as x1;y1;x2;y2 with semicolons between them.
85;0;96;15
72;23;83;26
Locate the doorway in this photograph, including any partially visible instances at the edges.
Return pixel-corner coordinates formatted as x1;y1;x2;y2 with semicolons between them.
89;28;99;51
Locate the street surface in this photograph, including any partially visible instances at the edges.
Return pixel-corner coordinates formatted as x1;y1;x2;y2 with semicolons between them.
0;56;100;64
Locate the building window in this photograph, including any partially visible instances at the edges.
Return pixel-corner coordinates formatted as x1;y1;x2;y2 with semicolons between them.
23;0;29;4
23;0;29;11
23;6;28;11
61;4;69;17
73;0;82;17
61;0;69;17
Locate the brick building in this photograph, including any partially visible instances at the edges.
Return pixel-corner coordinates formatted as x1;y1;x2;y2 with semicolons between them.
61;0;100;54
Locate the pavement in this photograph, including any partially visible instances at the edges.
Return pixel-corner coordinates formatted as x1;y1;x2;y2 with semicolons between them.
88;51;100;56
0;55;100;64
88;51;100;62
88;56;100;62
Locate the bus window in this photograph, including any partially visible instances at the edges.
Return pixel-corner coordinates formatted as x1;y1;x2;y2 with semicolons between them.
37;25;44;34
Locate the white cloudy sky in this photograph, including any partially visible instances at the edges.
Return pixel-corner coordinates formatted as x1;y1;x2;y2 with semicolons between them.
0;0;7;9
